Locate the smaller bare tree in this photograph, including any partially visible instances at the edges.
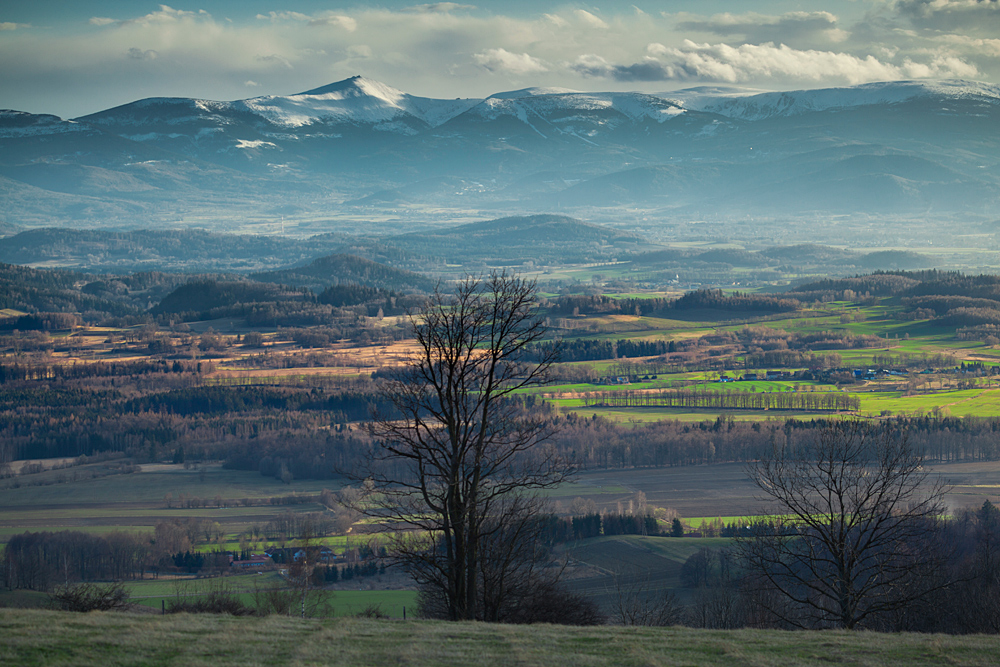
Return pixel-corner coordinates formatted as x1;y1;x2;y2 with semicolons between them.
609;567;684;626
736;420;949;629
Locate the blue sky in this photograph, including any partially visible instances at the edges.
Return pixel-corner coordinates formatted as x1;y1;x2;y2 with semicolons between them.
2;1;998;117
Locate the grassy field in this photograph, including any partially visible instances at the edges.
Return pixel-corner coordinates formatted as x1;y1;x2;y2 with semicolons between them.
3;609;1000;667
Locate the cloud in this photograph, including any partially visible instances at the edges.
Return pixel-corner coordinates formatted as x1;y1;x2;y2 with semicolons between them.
895;0;1000;32
474;48;548;75
403;3;476;13
574;40;979;85
256;54;294;70
0;22;31;31
571;54;672;82
347;44;373;59
245;80;260;87
306;14;357;31
256;11;356;31
935;33;1000;57
127;48;158;61
675;11;848;45
256;11;312;23
90;5;209;29
574;10;609;30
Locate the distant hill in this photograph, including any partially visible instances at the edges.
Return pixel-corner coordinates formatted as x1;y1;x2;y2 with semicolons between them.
252;254;436;293
0;263;139;318
625;243;934;275
386;215;649;264
149;279;308;318
0;228;353;273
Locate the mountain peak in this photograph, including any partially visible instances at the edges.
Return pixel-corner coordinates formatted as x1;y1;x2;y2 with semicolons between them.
294;76;404;104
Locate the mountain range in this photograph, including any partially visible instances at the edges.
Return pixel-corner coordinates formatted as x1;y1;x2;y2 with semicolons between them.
1;76;998;231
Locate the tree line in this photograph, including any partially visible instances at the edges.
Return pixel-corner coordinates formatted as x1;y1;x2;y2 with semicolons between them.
582;387;860;412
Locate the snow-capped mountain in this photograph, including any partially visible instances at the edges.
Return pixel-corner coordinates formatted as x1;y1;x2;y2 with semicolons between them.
665;79;1000;121
1;76;998;226
81;76;480;138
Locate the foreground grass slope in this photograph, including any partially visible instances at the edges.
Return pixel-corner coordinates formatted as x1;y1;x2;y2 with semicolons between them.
2;610;999;667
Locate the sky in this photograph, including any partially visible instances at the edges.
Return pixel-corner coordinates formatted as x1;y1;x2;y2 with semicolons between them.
2;1;999;118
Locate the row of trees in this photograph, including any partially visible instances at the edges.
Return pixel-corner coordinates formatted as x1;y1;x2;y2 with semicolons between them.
582;387;860;412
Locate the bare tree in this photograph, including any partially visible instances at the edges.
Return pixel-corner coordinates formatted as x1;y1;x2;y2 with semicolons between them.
736;420;949;629
362;271;566;621
609;566;684;626
417;493;602;624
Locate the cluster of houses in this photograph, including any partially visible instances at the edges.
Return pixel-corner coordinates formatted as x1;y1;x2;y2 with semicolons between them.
717;368;914;383
228;545;344;571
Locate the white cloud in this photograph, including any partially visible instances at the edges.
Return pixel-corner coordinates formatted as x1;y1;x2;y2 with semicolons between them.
306;14;357;31
403;3;476;13
255;11;356;31
93;5;207;28
935;34;1000;58
474;48;548;74
0;22;31;31
245;80;260;87
575;40;978;85
347;45;373;59
543;13;568;28
574;10;609;30
256;12;312;23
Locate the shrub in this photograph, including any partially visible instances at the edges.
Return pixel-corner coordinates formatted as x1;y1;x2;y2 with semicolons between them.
49;582;130;612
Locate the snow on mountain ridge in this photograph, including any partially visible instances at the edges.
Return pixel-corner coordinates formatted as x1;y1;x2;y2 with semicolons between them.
240;76;480;129
70;76;1000;137
665;79;1000;120
469;91;685;125
0;111;90;138
488;87;582;99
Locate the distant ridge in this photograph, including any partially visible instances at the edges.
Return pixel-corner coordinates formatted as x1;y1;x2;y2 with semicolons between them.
252;253;435;292
384;215;649;264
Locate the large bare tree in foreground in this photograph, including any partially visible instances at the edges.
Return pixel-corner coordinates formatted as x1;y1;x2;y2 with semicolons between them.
364;271;566;621
736;420;949;629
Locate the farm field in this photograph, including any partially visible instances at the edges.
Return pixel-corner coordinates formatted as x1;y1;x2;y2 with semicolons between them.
7;460;998;549
0;462;343;545
3;609;1000;667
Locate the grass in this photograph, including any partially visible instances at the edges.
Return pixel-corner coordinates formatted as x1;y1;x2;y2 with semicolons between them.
3;609;1000;667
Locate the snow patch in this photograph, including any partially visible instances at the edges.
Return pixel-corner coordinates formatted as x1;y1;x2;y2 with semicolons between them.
235;139;277;149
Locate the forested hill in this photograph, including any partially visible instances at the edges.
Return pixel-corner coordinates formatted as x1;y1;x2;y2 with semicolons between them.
785;270;1000;336
0;262;143;317
252;254;435;293
385;215;649;264
148;280;311;318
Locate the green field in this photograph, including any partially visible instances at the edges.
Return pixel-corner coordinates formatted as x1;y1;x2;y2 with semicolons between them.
123;577;417;618
3;609;999;667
